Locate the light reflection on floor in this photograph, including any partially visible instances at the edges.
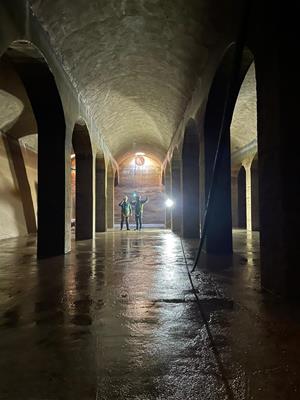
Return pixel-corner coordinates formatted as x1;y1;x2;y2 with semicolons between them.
0;230;300;399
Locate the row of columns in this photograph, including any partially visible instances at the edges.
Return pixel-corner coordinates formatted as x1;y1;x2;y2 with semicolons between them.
74;147;116;241
163;33;299;298
231;155;260;231
1;56;117;259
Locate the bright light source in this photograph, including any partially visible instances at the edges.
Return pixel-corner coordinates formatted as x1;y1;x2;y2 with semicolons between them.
135;152;145;156
165;198;174;208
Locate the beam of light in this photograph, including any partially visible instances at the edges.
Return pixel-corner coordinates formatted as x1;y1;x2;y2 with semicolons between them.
165;198;174;208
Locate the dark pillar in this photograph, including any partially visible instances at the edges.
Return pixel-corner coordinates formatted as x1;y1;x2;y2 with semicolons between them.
204;128;233;254
256;10;300;296
231;167;240;228
106;170;114;229
76;154;93;240
251;157;260;231
165;165;172;229
16;63;66;258
237;166;246;228
96;158;106;232
182;123;200;238
171;156;182;235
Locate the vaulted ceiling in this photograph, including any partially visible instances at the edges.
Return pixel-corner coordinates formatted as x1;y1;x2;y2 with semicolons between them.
2;1;256;163
231;63;257;153
27;0;217;161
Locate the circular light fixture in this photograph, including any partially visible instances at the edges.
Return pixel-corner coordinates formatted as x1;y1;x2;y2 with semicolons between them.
165;198;174;208
135;155;145;166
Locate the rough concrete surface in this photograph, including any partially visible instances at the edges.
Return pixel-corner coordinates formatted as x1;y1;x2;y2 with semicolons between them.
0;89;23;132
1;230;300;399
26;0;231;161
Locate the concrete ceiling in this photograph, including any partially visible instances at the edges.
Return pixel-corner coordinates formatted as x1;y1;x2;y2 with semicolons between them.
0;89;23;132
3;1;255;163
231;63;257;153
28;0;213;161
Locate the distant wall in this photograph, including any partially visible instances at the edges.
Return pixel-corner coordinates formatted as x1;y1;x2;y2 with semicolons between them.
115;155;165;225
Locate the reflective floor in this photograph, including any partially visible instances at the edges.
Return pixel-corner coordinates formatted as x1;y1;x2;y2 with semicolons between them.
1;230;300;399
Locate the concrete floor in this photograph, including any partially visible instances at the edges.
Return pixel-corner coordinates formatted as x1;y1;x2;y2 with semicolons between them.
0;230;300;400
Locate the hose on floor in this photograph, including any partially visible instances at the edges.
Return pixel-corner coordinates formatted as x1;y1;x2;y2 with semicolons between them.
192;0;252;273
180;238;235;400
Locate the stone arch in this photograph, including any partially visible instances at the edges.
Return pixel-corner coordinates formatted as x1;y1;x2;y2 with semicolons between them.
1;40;67;258
182;118;200;238
202;44;254;254
95;153;106;232
237;166;246;228
171;147;182;235
72;122;93;240
251;154;259;231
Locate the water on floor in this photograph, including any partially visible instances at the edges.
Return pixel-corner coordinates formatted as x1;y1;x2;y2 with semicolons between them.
0;230;300;399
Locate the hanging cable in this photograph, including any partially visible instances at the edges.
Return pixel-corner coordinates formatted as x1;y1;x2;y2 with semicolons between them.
192;0;252;273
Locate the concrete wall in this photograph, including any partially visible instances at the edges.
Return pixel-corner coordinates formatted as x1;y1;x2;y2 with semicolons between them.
115;156;165;225
21;140;37;220
0;135;37;239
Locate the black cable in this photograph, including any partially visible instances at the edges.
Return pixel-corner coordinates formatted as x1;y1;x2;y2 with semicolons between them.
180;238;235;400
192;0;252;273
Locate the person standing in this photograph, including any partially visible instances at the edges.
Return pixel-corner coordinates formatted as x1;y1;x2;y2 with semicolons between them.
119;196;132;230
132;195;148;231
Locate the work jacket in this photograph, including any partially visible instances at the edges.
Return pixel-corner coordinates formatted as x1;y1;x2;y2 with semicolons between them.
131;198;148;215
119;200;132;217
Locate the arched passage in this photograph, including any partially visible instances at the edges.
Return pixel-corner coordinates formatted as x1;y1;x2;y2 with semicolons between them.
171;148;182;235
72;123;93;240
95;154;106;232
237;166;246;228
182;119;200;238
202;45;255;254
1;41;67;258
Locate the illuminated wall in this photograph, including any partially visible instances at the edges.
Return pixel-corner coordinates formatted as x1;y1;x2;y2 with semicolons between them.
115;154;165;226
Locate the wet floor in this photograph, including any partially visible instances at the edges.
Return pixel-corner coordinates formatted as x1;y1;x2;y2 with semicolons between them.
1;230;300;399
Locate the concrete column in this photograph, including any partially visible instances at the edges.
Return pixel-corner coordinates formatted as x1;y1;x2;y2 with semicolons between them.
96;159;107;232
65;141;72;253
205;129;233;254
76;153;93;240
106;172;114;229
255;12;300;296
231;167;240;228
237;166;246;228
171;157;182;235
4;135;36;234
15;63;67;258
182;123;200;238
243;159;253;231
251;157;260;231
164;164;172;229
